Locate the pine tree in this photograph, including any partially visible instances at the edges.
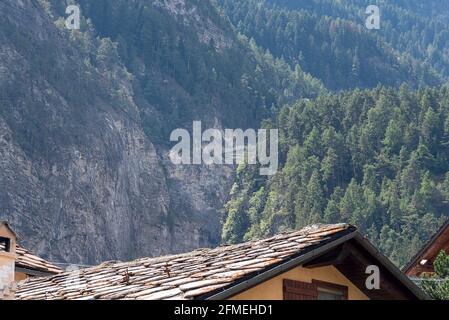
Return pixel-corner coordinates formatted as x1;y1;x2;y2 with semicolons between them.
421;251;449;300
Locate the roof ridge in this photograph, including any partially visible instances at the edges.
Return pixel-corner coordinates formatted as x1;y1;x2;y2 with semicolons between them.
97;224;353;268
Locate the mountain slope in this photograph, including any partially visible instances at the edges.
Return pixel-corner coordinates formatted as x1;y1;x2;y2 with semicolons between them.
2;0;449;268
266;0;449;78
219;0;445;90
222;86;449;266
219;0;449;267
0;0;323;264
0;0;174;264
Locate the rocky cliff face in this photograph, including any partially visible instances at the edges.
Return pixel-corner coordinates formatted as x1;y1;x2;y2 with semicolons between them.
0;0;234;264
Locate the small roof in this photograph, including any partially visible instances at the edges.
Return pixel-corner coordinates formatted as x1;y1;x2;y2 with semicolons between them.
1;242;62;275
0;221;62;275
15;223;425;300
14;245;63;275
403;218;449;276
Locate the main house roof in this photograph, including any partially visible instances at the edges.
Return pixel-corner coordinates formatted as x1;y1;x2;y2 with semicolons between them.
15;223;425;300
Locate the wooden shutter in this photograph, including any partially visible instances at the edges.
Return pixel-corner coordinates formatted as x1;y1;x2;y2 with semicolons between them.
283;279;318;300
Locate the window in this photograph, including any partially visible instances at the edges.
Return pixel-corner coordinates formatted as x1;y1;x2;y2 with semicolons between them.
0;236;11;252
283;279;348;300
313;280;348;300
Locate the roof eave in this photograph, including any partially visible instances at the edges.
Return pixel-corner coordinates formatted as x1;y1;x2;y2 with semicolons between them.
15;266;59;277
402;219;449;275
352;233;430;300
205;228;357;300
205;230;429;301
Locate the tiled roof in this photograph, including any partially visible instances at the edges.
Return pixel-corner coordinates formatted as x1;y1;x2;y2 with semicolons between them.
1;243;62;275
15;223;352;300
15;245;63;275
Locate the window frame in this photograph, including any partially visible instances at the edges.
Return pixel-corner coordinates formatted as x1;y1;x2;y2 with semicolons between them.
312;279;349;300
0;236;11;252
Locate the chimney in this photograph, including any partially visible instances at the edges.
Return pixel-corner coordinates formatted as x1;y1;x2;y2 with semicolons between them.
0;221;17;300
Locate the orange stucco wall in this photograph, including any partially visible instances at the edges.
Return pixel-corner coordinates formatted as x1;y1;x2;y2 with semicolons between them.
229;265;369;300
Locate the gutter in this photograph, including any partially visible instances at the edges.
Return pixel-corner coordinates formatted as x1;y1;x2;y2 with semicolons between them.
206;229;357;300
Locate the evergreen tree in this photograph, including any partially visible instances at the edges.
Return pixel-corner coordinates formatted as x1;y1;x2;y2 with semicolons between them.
421;251;449;300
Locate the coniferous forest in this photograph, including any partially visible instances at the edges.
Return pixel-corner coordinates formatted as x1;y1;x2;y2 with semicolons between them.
219;0;449;268
222;86;449;267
